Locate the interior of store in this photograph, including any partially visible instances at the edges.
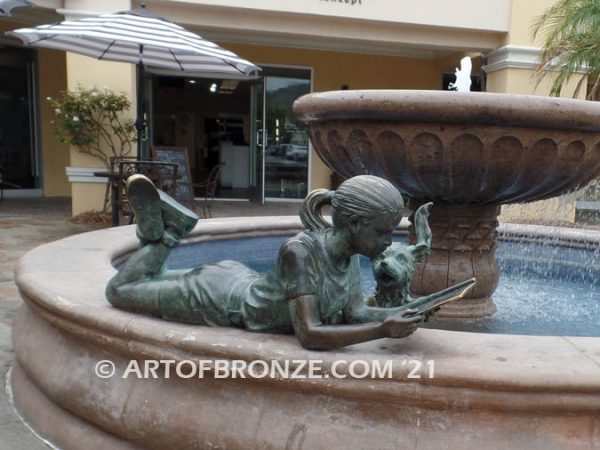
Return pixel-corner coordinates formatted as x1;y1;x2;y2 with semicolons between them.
152;76;253;199
151;67;311;201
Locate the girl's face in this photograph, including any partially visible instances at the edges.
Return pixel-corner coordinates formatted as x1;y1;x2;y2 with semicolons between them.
349;213;400;259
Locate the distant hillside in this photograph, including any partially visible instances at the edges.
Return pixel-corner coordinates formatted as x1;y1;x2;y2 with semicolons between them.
267;82;309;116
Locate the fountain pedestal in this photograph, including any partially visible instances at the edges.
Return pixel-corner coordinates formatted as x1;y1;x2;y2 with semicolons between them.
408;201;499;318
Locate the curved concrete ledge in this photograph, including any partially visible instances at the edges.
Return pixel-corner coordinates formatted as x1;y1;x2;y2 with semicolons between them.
12;217;600;449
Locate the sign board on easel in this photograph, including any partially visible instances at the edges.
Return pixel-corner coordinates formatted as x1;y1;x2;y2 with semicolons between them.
152;146;194;206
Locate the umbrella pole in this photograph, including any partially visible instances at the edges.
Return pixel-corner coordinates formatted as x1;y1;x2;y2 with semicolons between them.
136;62;145;160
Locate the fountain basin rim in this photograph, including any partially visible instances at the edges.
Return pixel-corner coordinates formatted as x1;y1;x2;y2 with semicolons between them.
293;90;600;132
12;216;600;414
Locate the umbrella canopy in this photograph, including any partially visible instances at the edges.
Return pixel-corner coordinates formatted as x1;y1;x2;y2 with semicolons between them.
7;5;260;75
0;0;34;17
7;4;261;156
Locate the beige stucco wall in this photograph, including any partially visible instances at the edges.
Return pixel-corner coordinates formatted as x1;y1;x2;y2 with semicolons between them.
177;0;511;32
63;0;136;215
66;53;136;214
504;0;556;47
490;0;586;98
488;0;588;100
500;196;577;226
487;67;586;98
38;48;70;197
225;43;443;192
152;2;503;61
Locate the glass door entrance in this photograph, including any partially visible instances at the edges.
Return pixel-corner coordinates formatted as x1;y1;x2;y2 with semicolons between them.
150;66;311;202
0;46;39;191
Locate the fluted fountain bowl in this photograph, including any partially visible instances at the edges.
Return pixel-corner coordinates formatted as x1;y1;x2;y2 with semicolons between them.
294;90;600;204
294;90;600;319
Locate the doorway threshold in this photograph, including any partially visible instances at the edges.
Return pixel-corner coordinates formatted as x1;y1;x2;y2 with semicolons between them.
265;197;303;203
196;197;249;202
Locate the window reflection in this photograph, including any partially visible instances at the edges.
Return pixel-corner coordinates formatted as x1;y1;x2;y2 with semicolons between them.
264;76;310;199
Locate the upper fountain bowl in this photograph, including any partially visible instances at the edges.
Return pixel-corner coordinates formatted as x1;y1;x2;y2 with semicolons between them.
294;90;600;204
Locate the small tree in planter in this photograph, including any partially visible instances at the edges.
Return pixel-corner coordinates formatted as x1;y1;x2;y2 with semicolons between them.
49;86;136;211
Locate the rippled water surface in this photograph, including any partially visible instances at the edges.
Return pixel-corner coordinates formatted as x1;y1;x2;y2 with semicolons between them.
168;235;600;336
421;240;600;336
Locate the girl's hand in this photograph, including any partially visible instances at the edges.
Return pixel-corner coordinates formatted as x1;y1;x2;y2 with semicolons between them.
382;312;423;338
423;306;441;322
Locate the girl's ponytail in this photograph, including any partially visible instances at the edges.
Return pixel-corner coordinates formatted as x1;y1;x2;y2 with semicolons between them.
300;189;334;231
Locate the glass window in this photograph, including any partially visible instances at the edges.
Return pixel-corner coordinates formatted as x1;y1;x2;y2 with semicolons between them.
263;69;311;199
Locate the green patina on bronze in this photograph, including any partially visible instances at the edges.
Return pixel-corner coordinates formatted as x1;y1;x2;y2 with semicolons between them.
106;174;474;350
368;204;432;308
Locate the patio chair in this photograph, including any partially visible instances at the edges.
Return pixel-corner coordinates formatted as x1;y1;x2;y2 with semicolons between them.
193;162;225;218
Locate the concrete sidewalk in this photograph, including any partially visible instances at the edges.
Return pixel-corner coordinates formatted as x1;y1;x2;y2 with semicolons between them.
0;197;300;449
1;198;92;449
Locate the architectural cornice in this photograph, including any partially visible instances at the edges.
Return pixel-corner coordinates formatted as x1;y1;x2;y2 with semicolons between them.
484;45;587;73
483;45;542;73
52;4;504;59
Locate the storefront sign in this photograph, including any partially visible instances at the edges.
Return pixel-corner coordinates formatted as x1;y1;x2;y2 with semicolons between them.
319;0;363;5
182;1;508;32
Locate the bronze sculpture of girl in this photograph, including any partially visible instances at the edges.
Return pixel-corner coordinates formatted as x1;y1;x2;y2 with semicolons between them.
106;174;474;350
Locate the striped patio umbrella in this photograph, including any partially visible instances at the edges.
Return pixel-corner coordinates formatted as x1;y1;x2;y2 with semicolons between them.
0;0;35;17
7;4;261;155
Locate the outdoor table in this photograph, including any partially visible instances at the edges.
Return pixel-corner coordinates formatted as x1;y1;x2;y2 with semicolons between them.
93;171;120;226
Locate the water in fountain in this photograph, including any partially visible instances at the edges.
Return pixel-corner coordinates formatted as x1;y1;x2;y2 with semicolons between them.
418;238;600;336
453;186;600;336
166;226;600;337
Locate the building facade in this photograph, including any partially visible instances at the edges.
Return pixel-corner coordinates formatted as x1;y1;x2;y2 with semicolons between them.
0;0;586;220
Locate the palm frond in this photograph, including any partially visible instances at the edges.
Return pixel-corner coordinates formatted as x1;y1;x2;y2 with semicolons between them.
532;0;600;98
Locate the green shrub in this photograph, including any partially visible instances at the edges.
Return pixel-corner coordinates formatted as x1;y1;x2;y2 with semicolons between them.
48;86;136;168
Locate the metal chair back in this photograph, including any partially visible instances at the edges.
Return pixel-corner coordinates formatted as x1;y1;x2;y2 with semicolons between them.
193;162;225;218
111;157;178;225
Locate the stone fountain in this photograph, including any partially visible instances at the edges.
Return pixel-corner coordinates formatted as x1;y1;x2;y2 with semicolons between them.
294;90;600;317
11;218;600;450
9;90;600;449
